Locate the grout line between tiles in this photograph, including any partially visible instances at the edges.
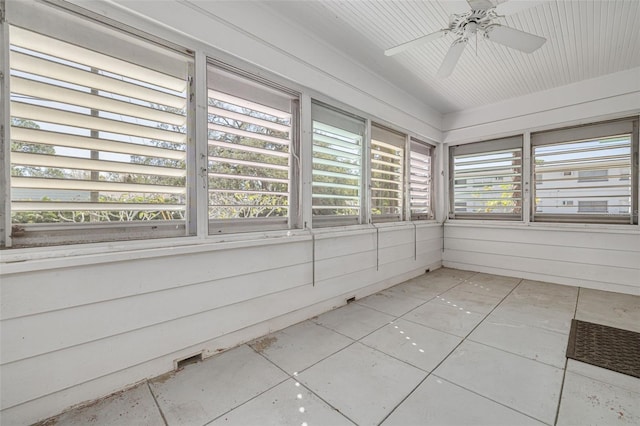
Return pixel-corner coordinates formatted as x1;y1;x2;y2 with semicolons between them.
553;286;581;426
399;316;470;339
251;333;358;377
239;342;360;426
311;316;389;342
356;338;433;374
146;380;169;426
431;374;553;426
200;353;292;426
561;368;640;395
349;278;473;342
377;277;524;425
465;338;567;370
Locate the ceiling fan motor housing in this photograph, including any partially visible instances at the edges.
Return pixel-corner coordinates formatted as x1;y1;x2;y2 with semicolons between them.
450;9;498;39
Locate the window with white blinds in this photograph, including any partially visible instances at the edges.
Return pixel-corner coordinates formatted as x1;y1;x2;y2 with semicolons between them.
450;136;523;220
371;124;405;222
8;17;192;245
532;119;637;224
207;64;298;233
409;138;434;220
312;102;364;226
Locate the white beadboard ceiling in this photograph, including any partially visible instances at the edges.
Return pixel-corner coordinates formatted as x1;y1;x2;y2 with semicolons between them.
261;0;640;114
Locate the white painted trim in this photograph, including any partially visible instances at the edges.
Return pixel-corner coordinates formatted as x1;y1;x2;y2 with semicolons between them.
363;118;372;225
194;50;209;238
443;68;640;145
522;131;532;224
444;221;640;235
443;68;640;135
1;12;11;248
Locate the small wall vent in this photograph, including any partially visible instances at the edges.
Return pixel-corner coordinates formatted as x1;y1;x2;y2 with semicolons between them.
346;296;356;304
175;352;203;370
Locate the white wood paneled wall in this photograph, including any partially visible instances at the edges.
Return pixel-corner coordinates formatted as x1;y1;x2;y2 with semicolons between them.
0;223;442;424
443;219;640;296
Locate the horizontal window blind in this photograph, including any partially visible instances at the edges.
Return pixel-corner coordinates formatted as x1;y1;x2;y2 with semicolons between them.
532;120;634;224
371;124;405;222
207;65;296;228
450;136;523;219
312;103;364;223
409;138;434;220
9;25;191;229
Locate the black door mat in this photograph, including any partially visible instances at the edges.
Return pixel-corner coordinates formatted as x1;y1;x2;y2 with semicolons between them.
566;319;640;378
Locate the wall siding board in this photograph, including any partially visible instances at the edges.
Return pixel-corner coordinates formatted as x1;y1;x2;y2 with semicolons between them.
0;241;311;320
443;224;640;294
377;227;414;248
314;232;377;260
1;263;313;364
314;250;376;282
416;227;443;243
379;243;415;265
444;250;639;285
445;238;639;269
445;225;640;252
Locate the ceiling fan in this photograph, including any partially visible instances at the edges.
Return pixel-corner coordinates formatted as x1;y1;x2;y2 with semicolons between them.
384;0;546;78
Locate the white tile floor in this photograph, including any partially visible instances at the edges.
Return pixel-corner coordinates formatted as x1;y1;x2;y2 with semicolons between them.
46;268;640;426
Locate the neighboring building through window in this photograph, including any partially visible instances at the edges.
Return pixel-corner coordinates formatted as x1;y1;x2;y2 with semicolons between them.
532;119;637;224
578;201;608;213
578;169;608;182
620;168;631;180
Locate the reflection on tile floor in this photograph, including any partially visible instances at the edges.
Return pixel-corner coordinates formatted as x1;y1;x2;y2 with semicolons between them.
46;268;640;425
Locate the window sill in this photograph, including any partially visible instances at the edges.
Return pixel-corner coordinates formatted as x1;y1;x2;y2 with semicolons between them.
0;230;310;273
444;219;640;234
0;220;442;273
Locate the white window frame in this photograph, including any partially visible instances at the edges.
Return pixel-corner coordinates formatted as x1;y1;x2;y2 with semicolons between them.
310;100;366;228
2;0;196;248
370;123;406;223
408;137;435;221
206;60;301;234
449;136;524;221
531;118;638;225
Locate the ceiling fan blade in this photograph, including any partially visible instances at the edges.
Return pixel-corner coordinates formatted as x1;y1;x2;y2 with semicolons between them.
384;30;448;56
495;0;543;16
485;24;546;53
437;39;467;78
466;0;494;10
